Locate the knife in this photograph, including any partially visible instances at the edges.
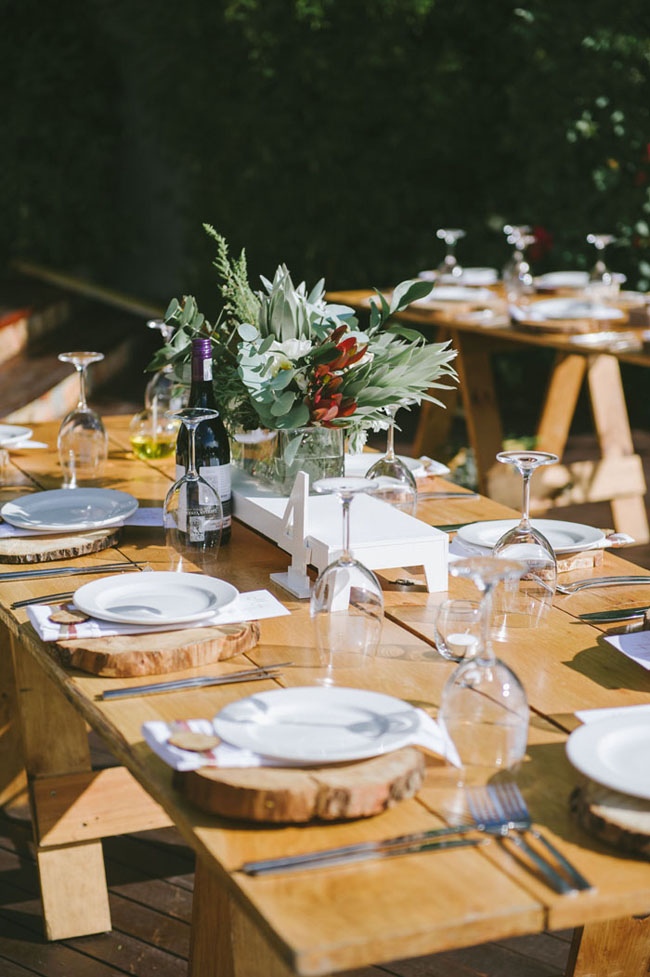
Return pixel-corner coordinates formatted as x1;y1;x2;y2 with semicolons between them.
579;605;650;623
0;562;146;583
100;662;294;698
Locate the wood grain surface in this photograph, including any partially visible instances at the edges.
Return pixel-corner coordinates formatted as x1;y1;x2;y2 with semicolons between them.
44;619;261;676
0;526;121;563
178;747;425;823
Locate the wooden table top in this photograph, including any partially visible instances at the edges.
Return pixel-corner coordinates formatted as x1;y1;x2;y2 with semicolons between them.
326;288;650;366
3;416;650;976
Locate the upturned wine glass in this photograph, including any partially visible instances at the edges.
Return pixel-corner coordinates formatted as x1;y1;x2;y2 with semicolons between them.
57;352;107;488
310;477;384;685
365;405;417;515
145;318;187;413
436;228;466;280
163;408;223;574
492;450;558;631
438;555;529;784
585;233;619;305
503;230;536;304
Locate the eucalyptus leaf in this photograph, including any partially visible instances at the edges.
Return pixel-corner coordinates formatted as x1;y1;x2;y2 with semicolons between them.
275;402;310;429
390;279;432;313
238;322;258;341
258;335;275;354
165;297;180;319
270;390;297;416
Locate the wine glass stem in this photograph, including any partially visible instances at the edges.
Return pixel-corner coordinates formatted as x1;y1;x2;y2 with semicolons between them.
480;583;496;663
77;365;88;410
341;497;352;561
521;469;532;527
187;425;199;479
386;418;396;461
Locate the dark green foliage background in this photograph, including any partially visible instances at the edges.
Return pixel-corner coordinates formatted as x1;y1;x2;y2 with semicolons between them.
2;0;649;306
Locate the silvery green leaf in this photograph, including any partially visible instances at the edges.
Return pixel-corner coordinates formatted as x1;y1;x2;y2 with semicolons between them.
307;278;326;304
390;280;432;313
386;324;425;342
270;369;295;389
258;335;275;354
325;303;354;317
238;322;258;341
275;402;310;429
270;390;296;416
165;297;180;319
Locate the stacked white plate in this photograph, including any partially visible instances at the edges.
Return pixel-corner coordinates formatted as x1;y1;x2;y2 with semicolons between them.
528;298;625;322
567;711;650;799
1;488;139;533
0;423;32;447
344;453;449;478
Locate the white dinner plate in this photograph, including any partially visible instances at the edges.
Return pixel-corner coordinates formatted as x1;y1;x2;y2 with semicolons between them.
418;268;498;286
417;286;494;304
530;298;626;321
344;453;449;478
73;571;238;626
0;424;32;447
1;488;139;532
534;271;589;290
457;519;605;555
213;686;422;763
566;714;650;800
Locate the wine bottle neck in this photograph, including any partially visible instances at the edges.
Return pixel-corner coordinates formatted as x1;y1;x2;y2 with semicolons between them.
188;380;217;409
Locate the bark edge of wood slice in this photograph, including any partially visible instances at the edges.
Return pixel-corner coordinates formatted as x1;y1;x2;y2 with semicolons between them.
177;747;425;822
0;526;122;564
570;782;650;859
43;620;261;676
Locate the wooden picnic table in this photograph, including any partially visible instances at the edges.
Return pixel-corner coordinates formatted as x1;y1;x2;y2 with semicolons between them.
1;415;650;977
327;289;650;544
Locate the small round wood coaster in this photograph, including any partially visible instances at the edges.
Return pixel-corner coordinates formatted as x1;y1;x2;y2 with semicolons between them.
0;526;122;564
48;607;89;624
177;747;425;823
570;782;650;859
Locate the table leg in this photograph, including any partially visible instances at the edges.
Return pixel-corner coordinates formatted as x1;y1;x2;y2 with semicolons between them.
10;634;111;939
587;354;649;542
567;916;650;977
536;352;586;459
411;327;459;459
454;332;503;495
189;857;317;977
0;623;27;810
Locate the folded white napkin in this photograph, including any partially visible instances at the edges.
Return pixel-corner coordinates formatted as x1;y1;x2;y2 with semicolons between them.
27;589;290;641
0;506;163;538
142;708;461;771
604;631;650;672
10;440;49;450
575;703;650;724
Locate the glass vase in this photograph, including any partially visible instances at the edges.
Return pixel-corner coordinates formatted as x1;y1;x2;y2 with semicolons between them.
231;425;344;494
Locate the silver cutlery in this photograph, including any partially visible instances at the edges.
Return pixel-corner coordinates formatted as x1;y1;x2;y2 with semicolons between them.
484;783;593;892
100;661;294;699
11;590;75;609
239;836;483;875
0;562;145;583
579;605;650;623
466;787;577;895
557;575;650;595
432;520;492;532
418;491;480;500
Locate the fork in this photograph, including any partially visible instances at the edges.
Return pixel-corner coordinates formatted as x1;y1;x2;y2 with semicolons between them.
556;575;650;595
492;783;593;891
466;786;577;895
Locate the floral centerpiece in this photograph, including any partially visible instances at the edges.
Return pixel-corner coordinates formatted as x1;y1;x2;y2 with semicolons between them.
150;225;457;489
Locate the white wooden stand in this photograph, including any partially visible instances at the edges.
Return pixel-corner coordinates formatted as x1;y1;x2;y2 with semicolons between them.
232;468;448;598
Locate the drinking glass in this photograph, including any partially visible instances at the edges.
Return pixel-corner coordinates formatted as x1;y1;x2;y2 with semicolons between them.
163;408;223;574
502;229;536;304
365;406;417;515
585;233;620;305
436;228;466;280
129;407;180;460
438;555;529;784
145;318;187;413
492;450;558;631
434;599;482;662
57;352;107;488
310;477;384;685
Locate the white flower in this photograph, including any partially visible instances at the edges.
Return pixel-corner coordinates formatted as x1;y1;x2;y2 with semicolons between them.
258;338;313;378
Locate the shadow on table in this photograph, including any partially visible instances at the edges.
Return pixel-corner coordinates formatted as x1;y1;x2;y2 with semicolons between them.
562;632;650;694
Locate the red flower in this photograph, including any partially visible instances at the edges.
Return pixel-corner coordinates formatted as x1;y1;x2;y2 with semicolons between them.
528;225;553;263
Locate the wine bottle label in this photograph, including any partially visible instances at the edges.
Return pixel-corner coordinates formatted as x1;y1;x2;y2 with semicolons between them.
175;464;232;528
187;506;221;542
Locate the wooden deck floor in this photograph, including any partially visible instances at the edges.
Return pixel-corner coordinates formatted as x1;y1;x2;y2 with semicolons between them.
0;744;573;977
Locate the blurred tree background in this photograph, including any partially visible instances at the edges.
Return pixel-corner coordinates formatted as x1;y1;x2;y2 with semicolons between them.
1;0;649;436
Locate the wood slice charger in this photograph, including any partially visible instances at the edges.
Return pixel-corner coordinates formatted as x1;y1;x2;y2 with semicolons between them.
0;526;122;564
177;747;425;823
570;782;650;859
44;616;261;677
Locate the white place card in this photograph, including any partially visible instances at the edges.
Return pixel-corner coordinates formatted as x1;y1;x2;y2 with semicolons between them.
604;631;650;672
